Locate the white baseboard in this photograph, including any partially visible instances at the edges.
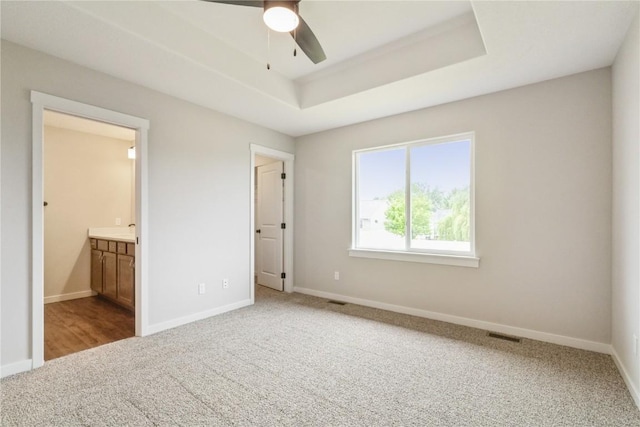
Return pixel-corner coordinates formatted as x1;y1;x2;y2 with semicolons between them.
146;299;252;336
1;359;33;378
293;287;611;354
611;346;640;409
44;290;96;304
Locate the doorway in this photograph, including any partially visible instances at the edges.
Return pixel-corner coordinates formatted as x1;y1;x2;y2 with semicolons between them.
31;91;149;370
255;156;284;291
250;145;294;302
43;110;136;360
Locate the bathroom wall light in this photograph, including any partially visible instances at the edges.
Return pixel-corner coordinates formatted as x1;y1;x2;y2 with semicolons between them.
128;146;136;159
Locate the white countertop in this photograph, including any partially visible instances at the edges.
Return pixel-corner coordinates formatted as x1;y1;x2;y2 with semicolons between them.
88;227;135;243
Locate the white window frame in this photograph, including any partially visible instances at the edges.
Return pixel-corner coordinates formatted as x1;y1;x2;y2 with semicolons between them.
349;132;479;268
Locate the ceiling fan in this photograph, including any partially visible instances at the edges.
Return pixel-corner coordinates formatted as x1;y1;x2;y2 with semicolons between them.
201;0;327;64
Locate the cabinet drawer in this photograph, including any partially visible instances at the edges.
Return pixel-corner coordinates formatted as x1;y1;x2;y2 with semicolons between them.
90;238;97;249
97;239;109;251
117;242;127;254
127;243;135;255
108;241;117;253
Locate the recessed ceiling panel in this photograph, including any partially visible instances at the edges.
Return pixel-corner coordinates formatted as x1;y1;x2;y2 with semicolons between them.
2;0;637;136
161;0;473;80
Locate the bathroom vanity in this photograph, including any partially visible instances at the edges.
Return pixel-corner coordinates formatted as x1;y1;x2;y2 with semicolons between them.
88;228;135;311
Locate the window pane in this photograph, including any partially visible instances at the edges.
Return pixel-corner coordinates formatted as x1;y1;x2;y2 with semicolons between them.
357;148;406;250
409;140;471;253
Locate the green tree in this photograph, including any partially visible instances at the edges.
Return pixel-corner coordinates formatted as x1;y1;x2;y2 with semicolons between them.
437;188;470;241
426;187;446;211
384;190;406;236
384;184;432;238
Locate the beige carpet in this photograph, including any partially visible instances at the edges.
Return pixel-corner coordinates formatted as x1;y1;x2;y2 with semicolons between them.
2;286;639;426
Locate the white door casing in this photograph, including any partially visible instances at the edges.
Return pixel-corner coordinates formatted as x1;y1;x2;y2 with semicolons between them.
30;91;149;371
249;144;294;304
256;161;284;291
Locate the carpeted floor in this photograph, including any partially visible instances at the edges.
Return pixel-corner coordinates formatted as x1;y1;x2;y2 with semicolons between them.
2;286;639;426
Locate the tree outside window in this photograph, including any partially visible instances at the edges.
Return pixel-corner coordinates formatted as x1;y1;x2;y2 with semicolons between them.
355;134;474;255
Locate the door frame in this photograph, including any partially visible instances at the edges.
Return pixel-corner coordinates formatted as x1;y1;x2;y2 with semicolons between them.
250;144;294;303
31;91;150;369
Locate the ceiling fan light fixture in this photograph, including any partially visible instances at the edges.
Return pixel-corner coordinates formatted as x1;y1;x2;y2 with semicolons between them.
263;2;299;33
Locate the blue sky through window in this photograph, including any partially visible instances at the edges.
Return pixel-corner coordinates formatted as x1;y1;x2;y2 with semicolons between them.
358;139;470;200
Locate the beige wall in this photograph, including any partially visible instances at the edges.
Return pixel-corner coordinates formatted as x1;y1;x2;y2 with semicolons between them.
295;68;612;345
612;11;640;398
255;155;279;167
44;125;133;300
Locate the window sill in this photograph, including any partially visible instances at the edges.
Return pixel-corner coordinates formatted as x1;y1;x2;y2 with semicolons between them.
348;248;480;268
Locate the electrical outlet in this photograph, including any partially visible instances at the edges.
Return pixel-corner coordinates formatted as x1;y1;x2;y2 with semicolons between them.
198;283;206;295
222;278;229;289
115;217;121;226
334;271;340;280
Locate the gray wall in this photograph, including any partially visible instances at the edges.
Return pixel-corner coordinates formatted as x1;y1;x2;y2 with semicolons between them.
295;69;612;345
1;40;294;367
612;12;640;397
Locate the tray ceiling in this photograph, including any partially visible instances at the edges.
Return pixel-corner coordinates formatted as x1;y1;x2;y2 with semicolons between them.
2;1;637;136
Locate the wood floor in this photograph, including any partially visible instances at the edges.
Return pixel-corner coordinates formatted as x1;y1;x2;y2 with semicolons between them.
44;296;134;361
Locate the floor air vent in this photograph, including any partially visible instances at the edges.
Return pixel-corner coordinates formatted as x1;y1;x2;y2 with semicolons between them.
487;332;521;343
327;300;347;306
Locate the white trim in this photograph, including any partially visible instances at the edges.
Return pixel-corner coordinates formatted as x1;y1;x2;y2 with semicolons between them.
135;126;150;337
1;359;33;379
293;287;611;354
30;91;150;373
349;248;480;268
30;92;149;130
249;144;295;303
145;299;252;335
44;290;97;304
31;99;45;369
611;346;640;409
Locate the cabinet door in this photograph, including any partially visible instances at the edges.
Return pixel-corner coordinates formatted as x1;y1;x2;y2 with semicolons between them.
91;249;103;293
102;252;117;299
117;254;135;309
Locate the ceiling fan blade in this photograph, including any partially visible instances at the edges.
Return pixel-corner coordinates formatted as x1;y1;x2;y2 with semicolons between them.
291;15;326;64
200;0;263;7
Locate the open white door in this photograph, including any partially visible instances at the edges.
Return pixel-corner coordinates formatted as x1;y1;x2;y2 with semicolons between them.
256;161;284;291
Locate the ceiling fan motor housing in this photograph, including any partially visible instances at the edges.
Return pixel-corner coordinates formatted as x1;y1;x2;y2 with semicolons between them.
263;0;301;13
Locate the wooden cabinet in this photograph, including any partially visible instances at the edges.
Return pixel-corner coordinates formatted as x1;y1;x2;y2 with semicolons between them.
103;252;118;300
116;254;135;309
90;238;135;311
90;249;103;293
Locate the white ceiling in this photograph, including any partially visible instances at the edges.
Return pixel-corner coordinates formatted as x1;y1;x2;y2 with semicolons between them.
2;1;638;137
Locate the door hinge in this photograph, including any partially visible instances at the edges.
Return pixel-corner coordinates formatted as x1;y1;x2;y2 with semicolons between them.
281;172;286;179
281;273;286;279
281;223;286;229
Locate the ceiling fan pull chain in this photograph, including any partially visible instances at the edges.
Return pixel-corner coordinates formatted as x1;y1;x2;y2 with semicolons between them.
293;27;297;57
267;28;271;70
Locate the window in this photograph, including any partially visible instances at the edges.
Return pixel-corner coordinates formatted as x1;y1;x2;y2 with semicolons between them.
351;132;477;267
